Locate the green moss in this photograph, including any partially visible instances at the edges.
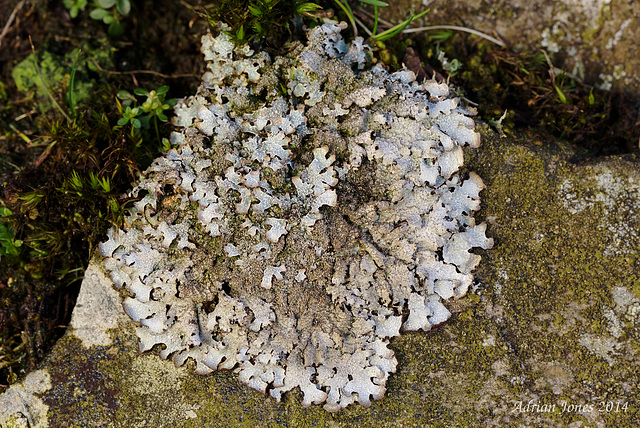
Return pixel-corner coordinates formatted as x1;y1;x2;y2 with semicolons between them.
461;129;640;424
201;0;319;47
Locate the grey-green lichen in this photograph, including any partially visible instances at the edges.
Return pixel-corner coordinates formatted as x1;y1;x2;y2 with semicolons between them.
98;21;492;411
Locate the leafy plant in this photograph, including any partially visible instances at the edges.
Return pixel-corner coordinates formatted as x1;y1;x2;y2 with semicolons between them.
89;0;131;36
64;0;131;36
202;0;323;45
0;208;22;260
63;0;88;18
116;85;177;150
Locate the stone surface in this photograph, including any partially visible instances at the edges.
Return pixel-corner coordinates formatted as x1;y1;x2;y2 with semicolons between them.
0;370;51;428
393;0;640;95
1;127;638;427
70;264;128;348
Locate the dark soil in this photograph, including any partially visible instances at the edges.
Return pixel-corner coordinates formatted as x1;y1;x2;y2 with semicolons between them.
0;0;208;389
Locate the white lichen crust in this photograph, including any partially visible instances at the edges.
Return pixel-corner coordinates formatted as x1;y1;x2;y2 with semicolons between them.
99;22;493;412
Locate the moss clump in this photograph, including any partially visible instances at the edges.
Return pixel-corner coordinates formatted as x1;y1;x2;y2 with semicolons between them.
0;103;158;387
200;0;322;46
1;52;177;390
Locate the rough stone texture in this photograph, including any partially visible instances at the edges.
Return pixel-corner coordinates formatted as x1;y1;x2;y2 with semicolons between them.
394;0;640;95
0;370;50;428
70;264;127;348
2;127;638;427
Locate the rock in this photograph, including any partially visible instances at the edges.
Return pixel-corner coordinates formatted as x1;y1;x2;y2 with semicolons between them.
2;127;638;426
0;370;51;428
397;0;640;95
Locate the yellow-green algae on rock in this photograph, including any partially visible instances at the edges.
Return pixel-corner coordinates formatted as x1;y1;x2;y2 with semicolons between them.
2;125;638;427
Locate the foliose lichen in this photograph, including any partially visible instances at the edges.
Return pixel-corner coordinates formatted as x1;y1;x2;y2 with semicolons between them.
99;21;493;411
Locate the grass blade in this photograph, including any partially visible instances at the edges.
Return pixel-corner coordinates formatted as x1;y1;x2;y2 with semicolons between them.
359;0;388;6
333;0;357;37
68;49;81;118
373;9;429;41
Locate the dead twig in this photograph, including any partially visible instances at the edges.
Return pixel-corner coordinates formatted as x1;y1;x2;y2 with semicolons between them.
89;57;197;79
0;0;26;48
402;25;505;48
355;8;506;47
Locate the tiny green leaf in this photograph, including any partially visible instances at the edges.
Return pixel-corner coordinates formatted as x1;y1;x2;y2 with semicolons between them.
554;85;569;104
117;90;136;102
97;0;116;8
116;0;130;15
373;9;429;41
89;8;109;20
297;2;323;14
68;49;81;118
236;25;245;43
248;5;262;17
88;172;100;190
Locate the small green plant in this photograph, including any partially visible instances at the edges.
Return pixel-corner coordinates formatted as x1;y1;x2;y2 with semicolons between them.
89;0;131;36
63;0;88;18
64;0;131;36
116;85;177;150
436;50;462;77
0;208;22;260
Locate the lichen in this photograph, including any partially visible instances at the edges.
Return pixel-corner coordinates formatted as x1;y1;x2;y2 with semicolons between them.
98;21;492;411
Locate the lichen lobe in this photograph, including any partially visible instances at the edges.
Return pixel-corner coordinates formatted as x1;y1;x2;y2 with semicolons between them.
99;22;493;412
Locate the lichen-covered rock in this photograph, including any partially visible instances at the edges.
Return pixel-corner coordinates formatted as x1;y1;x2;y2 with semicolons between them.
98;22;492;411
3;125;639;428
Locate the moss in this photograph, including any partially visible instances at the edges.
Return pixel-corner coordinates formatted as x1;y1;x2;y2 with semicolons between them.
462;128;640;424
11;41;114;113
200;0;315;47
